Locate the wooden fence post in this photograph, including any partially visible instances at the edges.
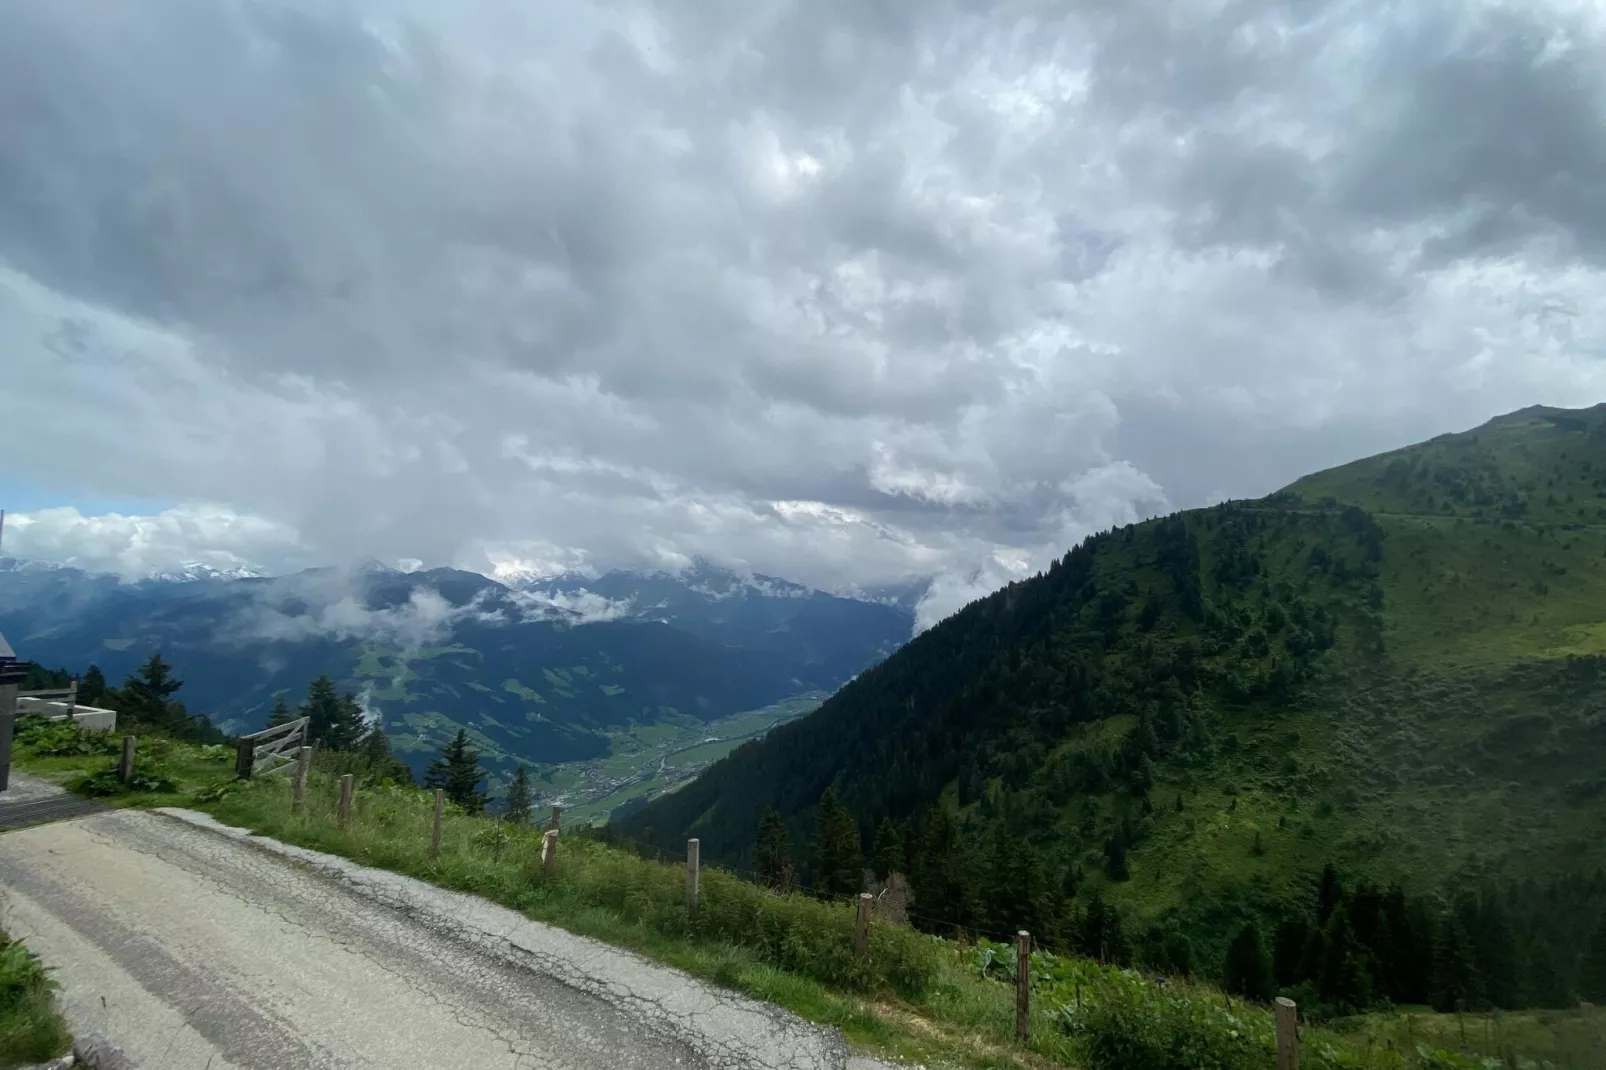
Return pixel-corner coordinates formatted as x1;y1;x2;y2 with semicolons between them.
855;892;873;956
431;789;444;860
549;804;562;831
542;829;558;876
685;838;700;920
337;773;354;831
118;736;136;784
1016;930;1031;1042
235;738;254;780
291;746;312;812
1276;997;1300;1070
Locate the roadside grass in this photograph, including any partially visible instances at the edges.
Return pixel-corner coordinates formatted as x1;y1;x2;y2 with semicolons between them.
1323;1008;1603;1070
0;930;72;1069
11;723;1588;1070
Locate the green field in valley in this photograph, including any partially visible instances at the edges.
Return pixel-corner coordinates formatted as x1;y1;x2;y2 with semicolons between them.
532;693;826;826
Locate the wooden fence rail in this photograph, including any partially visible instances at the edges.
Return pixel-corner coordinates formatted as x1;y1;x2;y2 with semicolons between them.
234;717;310;779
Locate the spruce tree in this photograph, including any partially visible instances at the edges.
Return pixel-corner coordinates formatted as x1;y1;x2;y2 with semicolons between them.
1431;911;1482;1012
357;719;411;784
301;676;366;751
1577;915;1606;1002
1223;922;1276;1001
811;787;862;899
424;729;486;814
1079;890;1128;964
266;695;295;728
504;766;534;825
1273;918;1311;988
872;817;904;880
80;664;109;707
328;693;368;752
1103;830;1130;881
911;800;971;927
1317;909;1372;1012
301;675;344;746
755;807;791;889
122;652;182;728
1316;862;1344;925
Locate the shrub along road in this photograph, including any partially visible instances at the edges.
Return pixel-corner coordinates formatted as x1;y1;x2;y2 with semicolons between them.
0;775;890;1070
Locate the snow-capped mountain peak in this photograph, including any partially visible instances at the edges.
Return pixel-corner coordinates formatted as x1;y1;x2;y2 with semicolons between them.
145;561;267;583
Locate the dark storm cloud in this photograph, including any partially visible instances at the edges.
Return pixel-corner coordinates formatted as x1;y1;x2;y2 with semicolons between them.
3;0;1605;629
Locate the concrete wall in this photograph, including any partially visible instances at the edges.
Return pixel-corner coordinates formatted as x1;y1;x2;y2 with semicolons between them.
17;697;117;733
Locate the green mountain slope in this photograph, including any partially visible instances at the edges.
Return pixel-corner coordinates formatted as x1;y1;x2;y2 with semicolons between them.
616;403;1606;1009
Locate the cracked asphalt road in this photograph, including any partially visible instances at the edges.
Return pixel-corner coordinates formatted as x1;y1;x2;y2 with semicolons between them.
0;780;892;1070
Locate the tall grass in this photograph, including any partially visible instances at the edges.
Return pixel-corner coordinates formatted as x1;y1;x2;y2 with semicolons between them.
203;771;1553;1070
15;726;1590;1069
0;932;71;1069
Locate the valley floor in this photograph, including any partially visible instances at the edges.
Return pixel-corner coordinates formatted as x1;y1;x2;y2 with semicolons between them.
0;776;878;1070
545;693;824;825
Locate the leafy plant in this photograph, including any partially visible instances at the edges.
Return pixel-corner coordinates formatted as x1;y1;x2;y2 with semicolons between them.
70;764;178;797
13;715;117;757
0;931;71;1065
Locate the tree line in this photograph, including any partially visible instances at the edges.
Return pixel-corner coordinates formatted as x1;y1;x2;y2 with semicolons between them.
28;653;541;825
26;654;229;744
738;784;1606;1017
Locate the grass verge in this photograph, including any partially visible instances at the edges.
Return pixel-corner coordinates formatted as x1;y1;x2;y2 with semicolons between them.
0;930;72;1069
12;720;1596;1069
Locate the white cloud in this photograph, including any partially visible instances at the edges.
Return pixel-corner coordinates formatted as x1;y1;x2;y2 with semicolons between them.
2;504;301;578
231;581;502;650
506;587;635;624
1;0;1604;629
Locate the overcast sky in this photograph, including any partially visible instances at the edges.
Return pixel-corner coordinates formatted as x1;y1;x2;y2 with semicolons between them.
4;0;1606;626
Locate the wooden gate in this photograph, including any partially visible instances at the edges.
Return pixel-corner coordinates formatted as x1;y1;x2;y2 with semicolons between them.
235;717;310;779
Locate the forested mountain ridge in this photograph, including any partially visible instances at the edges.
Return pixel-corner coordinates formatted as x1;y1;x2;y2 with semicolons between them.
615;404;1606;1010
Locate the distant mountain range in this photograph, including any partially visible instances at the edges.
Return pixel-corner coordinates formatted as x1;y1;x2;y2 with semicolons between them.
0;557;919;779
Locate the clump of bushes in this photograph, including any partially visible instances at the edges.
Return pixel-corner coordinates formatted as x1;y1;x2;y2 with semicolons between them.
64;734;181;797
14;715;118;758
71;765;178;797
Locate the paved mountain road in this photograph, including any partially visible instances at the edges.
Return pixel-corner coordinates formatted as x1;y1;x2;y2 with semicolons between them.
0;778;891;1070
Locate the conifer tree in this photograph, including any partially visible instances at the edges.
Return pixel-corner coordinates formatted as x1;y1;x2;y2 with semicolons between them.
1223;922;1276;1001
1273;918;1311;988
266;695;295;728
911;800;971;927
424;729;486;814
1316;863;1344;925
504;765;534;825
811;787;862;898
1431;911;1482;1012
357;719;411;784
80;664;109;707
1317;909;1371;1012
301;676;366;751
121;652;182;728
323;694;366;752
755;807;791;889
1577;914;1606;1002
301;675;343;746
1079;890;1128;964
872;817;904;880
1104;829;1130;881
